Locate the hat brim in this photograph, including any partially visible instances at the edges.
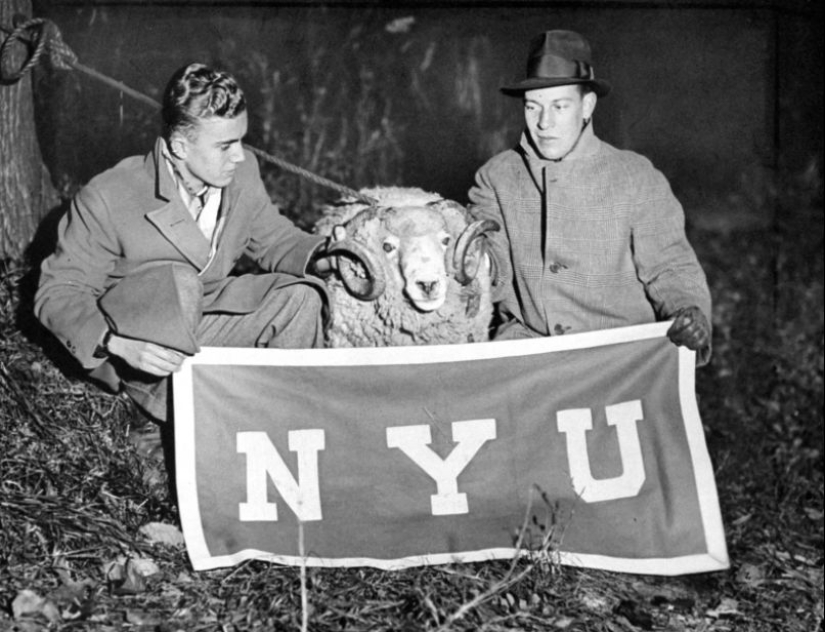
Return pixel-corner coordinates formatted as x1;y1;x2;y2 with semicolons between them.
500;77;611;97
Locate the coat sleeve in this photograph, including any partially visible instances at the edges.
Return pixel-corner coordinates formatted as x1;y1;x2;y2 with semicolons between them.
240;155;325;275
35;185;121;369
467;161;514;304
630;166;712;327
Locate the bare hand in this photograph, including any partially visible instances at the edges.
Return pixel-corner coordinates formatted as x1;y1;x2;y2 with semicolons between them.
310;229;346;277
106;334;188;376
667;306;711;353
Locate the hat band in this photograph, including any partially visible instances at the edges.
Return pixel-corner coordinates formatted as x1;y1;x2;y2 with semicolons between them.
526;53;595;81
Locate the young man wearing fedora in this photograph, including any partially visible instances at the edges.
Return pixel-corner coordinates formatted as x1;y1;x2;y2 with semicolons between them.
470;30;712;363
35;63;338;449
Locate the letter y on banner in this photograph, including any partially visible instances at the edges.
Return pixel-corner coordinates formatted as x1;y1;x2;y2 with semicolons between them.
387;419;497;515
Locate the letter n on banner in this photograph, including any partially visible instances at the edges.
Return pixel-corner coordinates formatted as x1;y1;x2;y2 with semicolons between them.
237;430;325;522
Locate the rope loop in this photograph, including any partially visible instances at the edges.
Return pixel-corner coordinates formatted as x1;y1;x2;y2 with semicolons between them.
0;17;77;83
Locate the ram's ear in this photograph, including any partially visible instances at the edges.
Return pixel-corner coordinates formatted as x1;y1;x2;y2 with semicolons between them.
427;199;469;234
332;225;348;241
428;198;466;215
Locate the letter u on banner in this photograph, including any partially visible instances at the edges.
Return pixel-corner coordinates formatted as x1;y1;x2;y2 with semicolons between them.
557;400;646;503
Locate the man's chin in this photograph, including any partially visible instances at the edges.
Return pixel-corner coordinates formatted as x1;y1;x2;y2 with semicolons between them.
211;174;236;188
537;144;567;161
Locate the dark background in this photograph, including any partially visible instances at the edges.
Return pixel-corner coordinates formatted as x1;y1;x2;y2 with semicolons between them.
31;0;823;229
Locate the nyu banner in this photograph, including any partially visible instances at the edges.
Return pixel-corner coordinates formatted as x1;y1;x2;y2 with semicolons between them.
173;322;728;574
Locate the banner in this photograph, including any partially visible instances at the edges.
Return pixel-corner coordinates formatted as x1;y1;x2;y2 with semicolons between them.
173;322;728;574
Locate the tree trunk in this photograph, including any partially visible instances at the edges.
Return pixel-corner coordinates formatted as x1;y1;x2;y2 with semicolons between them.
1;0;58;261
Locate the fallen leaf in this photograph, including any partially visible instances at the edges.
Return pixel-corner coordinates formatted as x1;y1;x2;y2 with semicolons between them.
103;556;158;595
130;557;161;577
737;562;767;587
804;507;824;520
140;521;185;546
12;590;45;619
11;590;62;624
707;597;740;618
580;592;610;612
125;608;161;625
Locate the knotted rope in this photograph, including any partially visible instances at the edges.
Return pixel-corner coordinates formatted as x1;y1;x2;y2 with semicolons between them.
1;16;377;205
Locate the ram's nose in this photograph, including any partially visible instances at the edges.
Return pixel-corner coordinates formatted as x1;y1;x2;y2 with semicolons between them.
416;280;439;298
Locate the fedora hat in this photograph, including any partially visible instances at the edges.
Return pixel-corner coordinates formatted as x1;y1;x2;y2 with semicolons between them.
501;30;611;97
99;262;202;356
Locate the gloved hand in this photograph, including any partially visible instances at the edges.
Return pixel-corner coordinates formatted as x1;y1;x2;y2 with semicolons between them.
667;306;711;364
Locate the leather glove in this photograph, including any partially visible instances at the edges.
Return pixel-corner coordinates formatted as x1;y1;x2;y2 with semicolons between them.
667;306;711;365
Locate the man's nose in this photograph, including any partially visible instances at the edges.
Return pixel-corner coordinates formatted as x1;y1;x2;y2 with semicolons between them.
231;144;246;163
538;108;555;129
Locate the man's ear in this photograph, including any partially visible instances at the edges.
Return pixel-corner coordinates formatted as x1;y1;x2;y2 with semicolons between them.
583;92;598;120
169;135;187;160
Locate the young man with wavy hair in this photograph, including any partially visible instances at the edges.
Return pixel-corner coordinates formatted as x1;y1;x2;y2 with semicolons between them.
37;63;333;432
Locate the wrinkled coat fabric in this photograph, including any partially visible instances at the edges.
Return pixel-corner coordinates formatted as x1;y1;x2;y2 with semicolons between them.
469;128;711;341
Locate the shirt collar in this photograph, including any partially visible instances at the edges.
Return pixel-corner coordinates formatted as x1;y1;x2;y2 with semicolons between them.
518;124;601;191
160;139;215;205
518;122;600;166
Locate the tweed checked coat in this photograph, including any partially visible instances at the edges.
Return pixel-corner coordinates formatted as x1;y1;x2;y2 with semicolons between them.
36;137;326;371
469;128;711;339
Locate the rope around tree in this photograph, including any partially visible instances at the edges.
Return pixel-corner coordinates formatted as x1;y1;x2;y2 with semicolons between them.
0;16;377;205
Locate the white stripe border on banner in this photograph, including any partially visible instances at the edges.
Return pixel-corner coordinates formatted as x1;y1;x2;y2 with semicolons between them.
173;321;729;574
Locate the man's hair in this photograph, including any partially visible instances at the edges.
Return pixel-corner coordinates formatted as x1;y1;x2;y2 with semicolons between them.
578;83;594;97
520;82;594;102
162;63;247;141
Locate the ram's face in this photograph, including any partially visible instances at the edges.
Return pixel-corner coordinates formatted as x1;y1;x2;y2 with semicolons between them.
382;207;454;312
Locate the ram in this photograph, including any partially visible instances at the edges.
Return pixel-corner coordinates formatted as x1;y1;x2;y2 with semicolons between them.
315;187;499;347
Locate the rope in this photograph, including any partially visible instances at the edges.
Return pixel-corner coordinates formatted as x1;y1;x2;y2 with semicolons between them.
1;16;377;205
244;146;376;203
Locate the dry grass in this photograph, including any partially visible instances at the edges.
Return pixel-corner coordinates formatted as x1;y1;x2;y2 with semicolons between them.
216;20;409;231
1;192;822;629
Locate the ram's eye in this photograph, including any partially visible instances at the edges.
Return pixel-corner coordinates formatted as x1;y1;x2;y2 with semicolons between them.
383;242;396;253
441;236;451;246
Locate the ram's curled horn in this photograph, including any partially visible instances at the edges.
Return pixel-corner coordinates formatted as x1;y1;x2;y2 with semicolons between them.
326;238;387;301
453;219;500;285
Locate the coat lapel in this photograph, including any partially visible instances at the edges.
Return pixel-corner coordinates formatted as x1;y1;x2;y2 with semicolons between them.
144;138;211;270
146;203;211;270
